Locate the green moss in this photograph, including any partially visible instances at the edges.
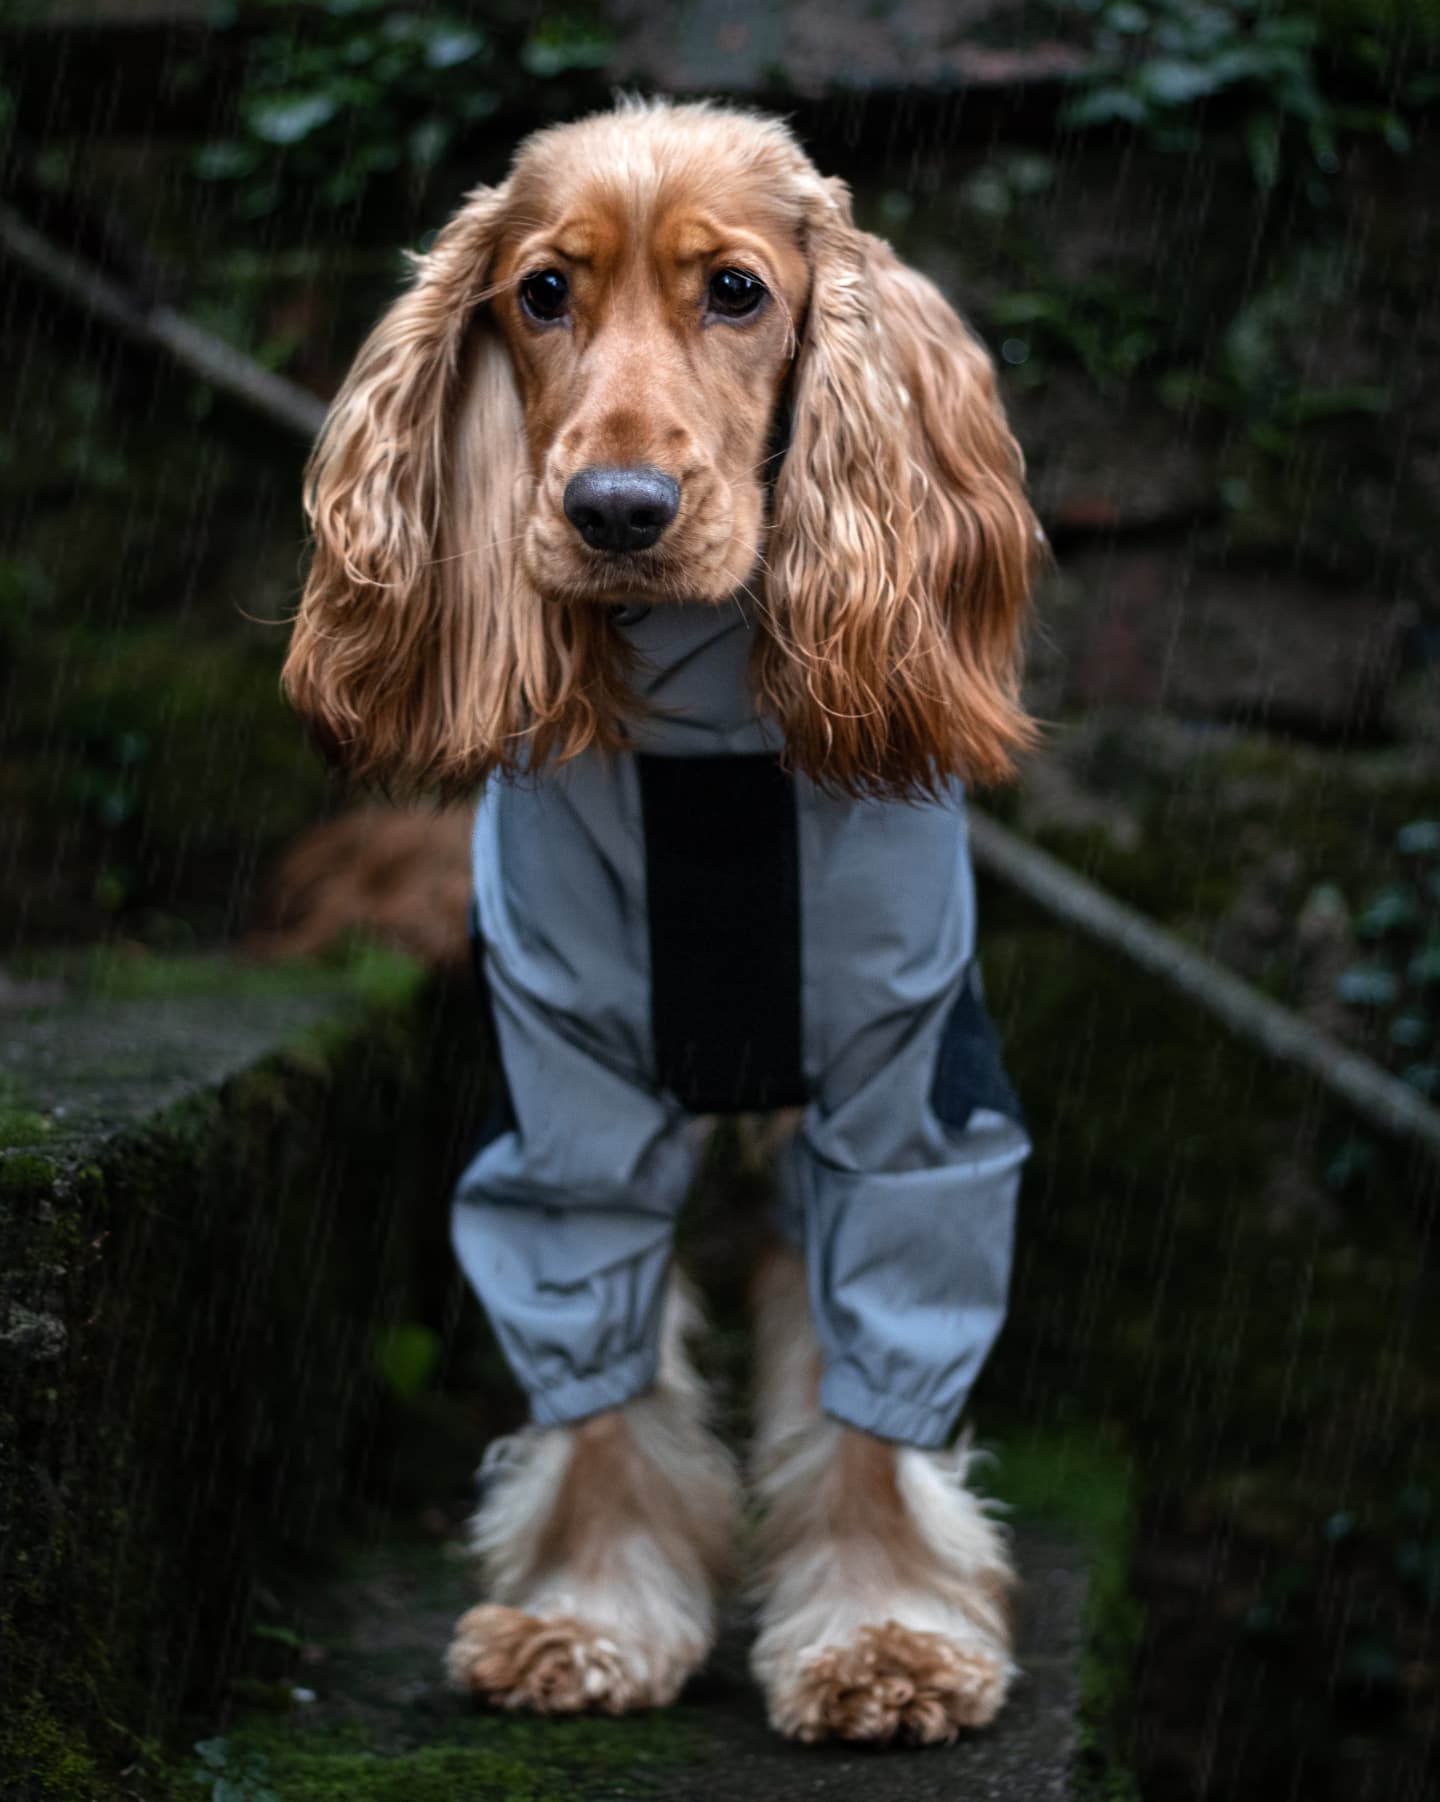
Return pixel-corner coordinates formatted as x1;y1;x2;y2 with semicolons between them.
165;1744;583;1802
162;1709;704;1802
336;941;432;1012
0;1111;52;1151
14;943;424;1011
982;1429;1133;1546
244;1746;567;1801
0;1073;50;1150
0;1699;100;1802
980;1432;1140;1801
1077;1532;1143;1802
0;1151;58;1194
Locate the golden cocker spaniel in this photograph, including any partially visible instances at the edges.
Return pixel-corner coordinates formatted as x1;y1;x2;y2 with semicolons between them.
284;98;1039;1748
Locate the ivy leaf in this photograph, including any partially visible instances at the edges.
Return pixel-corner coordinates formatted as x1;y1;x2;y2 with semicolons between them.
1206;45;1277;84
1355;886;1419;939
1169;3;1232;51
522;24;613;78
424;25;484;69
247;92;339;145
408;118;450;169
1383;112;1412;154
251;1622;303;1648
1335;963;1399;1006
1062;85;1151;127
193;140;258;180
1397;820;1440;855
1139;58;1224;105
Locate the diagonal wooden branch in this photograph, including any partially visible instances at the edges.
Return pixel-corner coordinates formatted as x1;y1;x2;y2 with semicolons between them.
968;809;1440;1164
0;199;326;440
6;198;1436;1164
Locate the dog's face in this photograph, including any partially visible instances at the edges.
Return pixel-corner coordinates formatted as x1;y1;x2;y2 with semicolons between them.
488;131;810;607
286;101;1040;799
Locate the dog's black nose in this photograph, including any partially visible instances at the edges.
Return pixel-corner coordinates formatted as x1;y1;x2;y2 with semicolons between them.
563;466;680;553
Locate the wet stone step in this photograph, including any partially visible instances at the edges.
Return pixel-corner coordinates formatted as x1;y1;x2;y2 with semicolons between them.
164;1517;1100;1802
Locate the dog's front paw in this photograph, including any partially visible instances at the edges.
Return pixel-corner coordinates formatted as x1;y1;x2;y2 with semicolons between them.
446;1603;683;1715
765;1620;1011;1745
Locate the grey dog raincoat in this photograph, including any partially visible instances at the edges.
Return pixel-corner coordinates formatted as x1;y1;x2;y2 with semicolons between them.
451;600;1029;1449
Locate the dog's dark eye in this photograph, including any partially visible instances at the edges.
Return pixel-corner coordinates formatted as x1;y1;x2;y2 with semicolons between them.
520;269;570;323
708;267;766;319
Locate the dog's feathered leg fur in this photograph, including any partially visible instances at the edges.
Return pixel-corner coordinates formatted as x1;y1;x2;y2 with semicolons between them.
446;1269;740;1713
748;1246;1017;1744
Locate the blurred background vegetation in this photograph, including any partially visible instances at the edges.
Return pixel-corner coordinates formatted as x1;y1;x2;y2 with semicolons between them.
3;3;1440;1798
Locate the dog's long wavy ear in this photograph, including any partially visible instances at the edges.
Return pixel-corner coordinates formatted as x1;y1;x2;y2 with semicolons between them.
283;184;626;796
758;178;1041;798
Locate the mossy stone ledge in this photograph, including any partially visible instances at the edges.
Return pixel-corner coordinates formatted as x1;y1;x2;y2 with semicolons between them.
0;950;450;1800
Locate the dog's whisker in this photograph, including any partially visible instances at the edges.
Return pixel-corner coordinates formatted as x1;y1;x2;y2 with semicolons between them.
424;533;528;568
746;446;792;479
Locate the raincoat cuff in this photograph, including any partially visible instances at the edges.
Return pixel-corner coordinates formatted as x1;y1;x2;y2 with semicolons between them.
819;1365;959;1450
526;1348;660;1427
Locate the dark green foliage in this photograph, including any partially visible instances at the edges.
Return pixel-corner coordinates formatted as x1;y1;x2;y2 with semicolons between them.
1060;0;1429;191
879;125;1435;578
889;6;1438;584
0;325;323;950
192;1;615;221
979;909;1440;1797
1325;818;1440;1186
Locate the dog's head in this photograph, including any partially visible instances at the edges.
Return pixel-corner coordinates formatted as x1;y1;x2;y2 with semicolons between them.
285;99;1040;797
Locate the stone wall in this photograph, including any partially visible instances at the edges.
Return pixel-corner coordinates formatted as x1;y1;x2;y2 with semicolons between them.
0;952;478;1799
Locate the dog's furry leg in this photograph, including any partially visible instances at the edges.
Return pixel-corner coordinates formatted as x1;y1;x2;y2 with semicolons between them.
749;1246;1016;1745
447;1271;740;1713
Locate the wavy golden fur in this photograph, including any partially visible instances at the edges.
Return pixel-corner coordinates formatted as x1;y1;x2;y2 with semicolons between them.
284;98;1039;799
